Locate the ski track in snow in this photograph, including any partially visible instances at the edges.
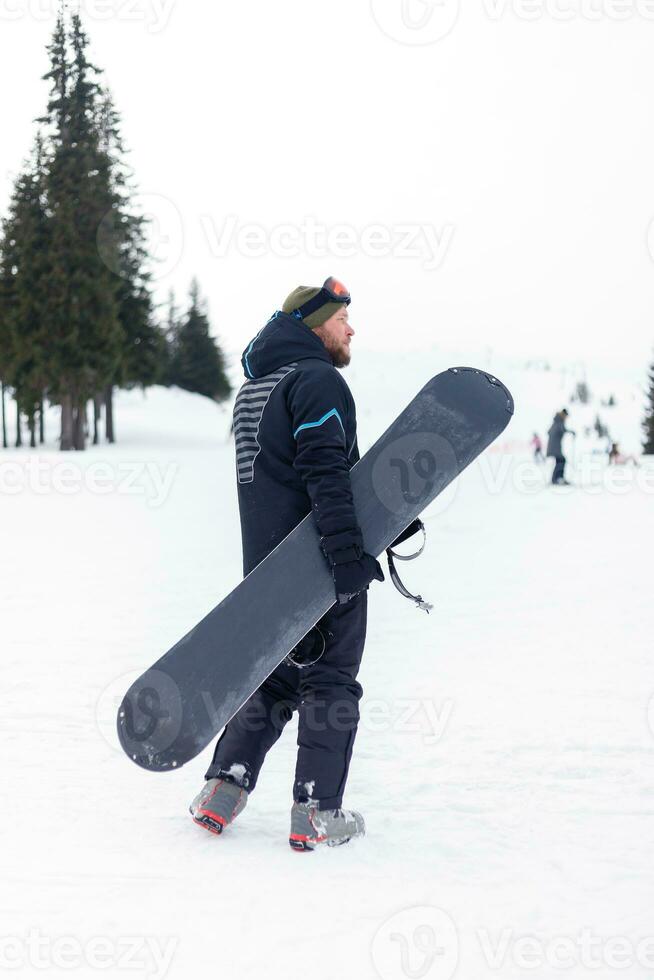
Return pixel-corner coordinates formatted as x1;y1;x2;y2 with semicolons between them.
2;361;653;980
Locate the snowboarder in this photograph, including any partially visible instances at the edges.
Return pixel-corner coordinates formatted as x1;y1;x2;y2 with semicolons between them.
189;277;385;850
531;432;544;463
608;442;639;466
546;408;575;485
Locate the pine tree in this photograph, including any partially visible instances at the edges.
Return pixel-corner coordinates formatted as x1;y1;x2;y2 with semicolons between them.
0;135;52;444
10;133;50;430
41;9;125;449
0;205;18;449
98;90;162;382
2;7;168;449
0;383;7;448
37;8;75;447
160;288;180;386
171;280;231;401
643;357;654;455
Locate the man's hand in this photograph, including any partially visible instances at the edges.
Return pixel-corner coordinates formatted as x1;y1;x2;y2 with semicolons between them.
331;553;385;605
320;528;384;604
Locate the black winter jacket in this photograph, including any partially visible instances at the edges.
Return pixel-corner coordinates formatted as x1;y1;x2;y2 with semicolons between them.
546;415;569;457
234;311;360;575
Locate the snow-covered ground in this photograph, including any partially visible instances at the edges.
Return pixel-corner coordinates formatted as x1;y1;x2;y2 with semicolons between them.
2;355;653;980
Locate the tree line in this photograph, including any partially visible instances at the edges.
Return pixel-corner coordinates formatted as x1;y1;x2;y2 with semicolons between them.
0;8;230;451
644;359;654;455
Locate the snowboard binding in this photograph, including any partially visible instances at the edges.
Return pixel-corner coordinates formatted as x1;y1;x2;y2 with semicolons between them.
386;518;434;613
284;626;326;668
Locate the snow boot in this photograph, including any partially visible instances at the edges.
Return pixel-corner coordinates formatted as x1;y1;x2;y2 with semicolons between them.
189;778;248;835
289;801;365;851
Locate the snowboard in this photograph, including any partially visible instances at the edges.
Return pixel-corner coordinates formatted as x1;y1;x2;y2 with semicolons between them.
117;366;513;771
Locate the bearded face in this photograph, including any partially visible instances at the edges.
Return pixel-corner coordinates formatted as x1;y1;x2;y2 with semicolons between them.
313;308;354;369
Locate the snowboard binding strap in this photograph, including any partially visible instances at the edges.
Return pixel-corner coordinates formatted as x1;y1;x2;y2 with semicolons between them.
386;519;434;614
285;626;327;668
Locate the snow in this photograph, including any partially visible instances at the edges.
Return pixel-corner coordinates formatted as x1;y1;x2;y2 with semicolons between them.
2;355;653;980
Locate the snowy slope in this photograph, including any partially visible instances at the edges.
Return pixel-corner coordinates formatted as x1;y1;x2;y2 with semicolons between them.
2;358;653;980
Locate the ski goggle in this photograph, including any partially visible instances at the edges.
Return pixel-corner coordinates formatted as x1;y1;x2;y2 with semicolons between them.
292;276;351;321
321;276;351;304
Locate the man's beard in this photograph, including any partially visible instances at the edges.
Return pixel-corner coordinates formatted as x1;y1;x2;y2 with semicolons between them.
323;336;351;369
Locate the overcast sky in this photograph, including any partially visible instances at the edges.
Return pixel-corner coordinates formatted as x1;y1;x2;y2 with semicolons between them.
2;0;654;377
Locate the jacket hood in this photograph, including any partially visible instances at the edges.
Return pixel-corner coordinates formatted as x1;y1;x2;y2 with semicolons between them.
241;311;331;379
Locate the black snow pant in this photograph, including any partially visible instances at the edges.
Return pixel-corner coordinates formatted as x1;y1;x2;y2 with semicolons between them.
205;591;367;810
552;455;566;483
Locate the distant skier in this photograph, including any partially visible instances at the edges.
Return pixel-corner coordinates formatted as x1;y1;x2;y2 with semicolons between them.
608;442;639;466
189;277;387;850
531;432;545;463
547;408;575;485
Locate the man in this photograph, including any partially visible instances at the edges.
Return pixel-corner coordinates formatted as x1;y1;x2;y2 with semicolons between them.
189;277;385;851
546;408;574;485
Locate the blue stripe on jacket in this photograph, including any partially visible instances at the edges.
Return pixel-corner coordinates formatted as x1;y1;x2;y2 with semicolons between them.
293;408;345;440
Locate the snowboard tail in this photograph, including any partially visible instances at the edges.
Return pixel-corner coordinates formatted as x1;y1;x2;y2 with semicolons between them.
117;367;513;771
